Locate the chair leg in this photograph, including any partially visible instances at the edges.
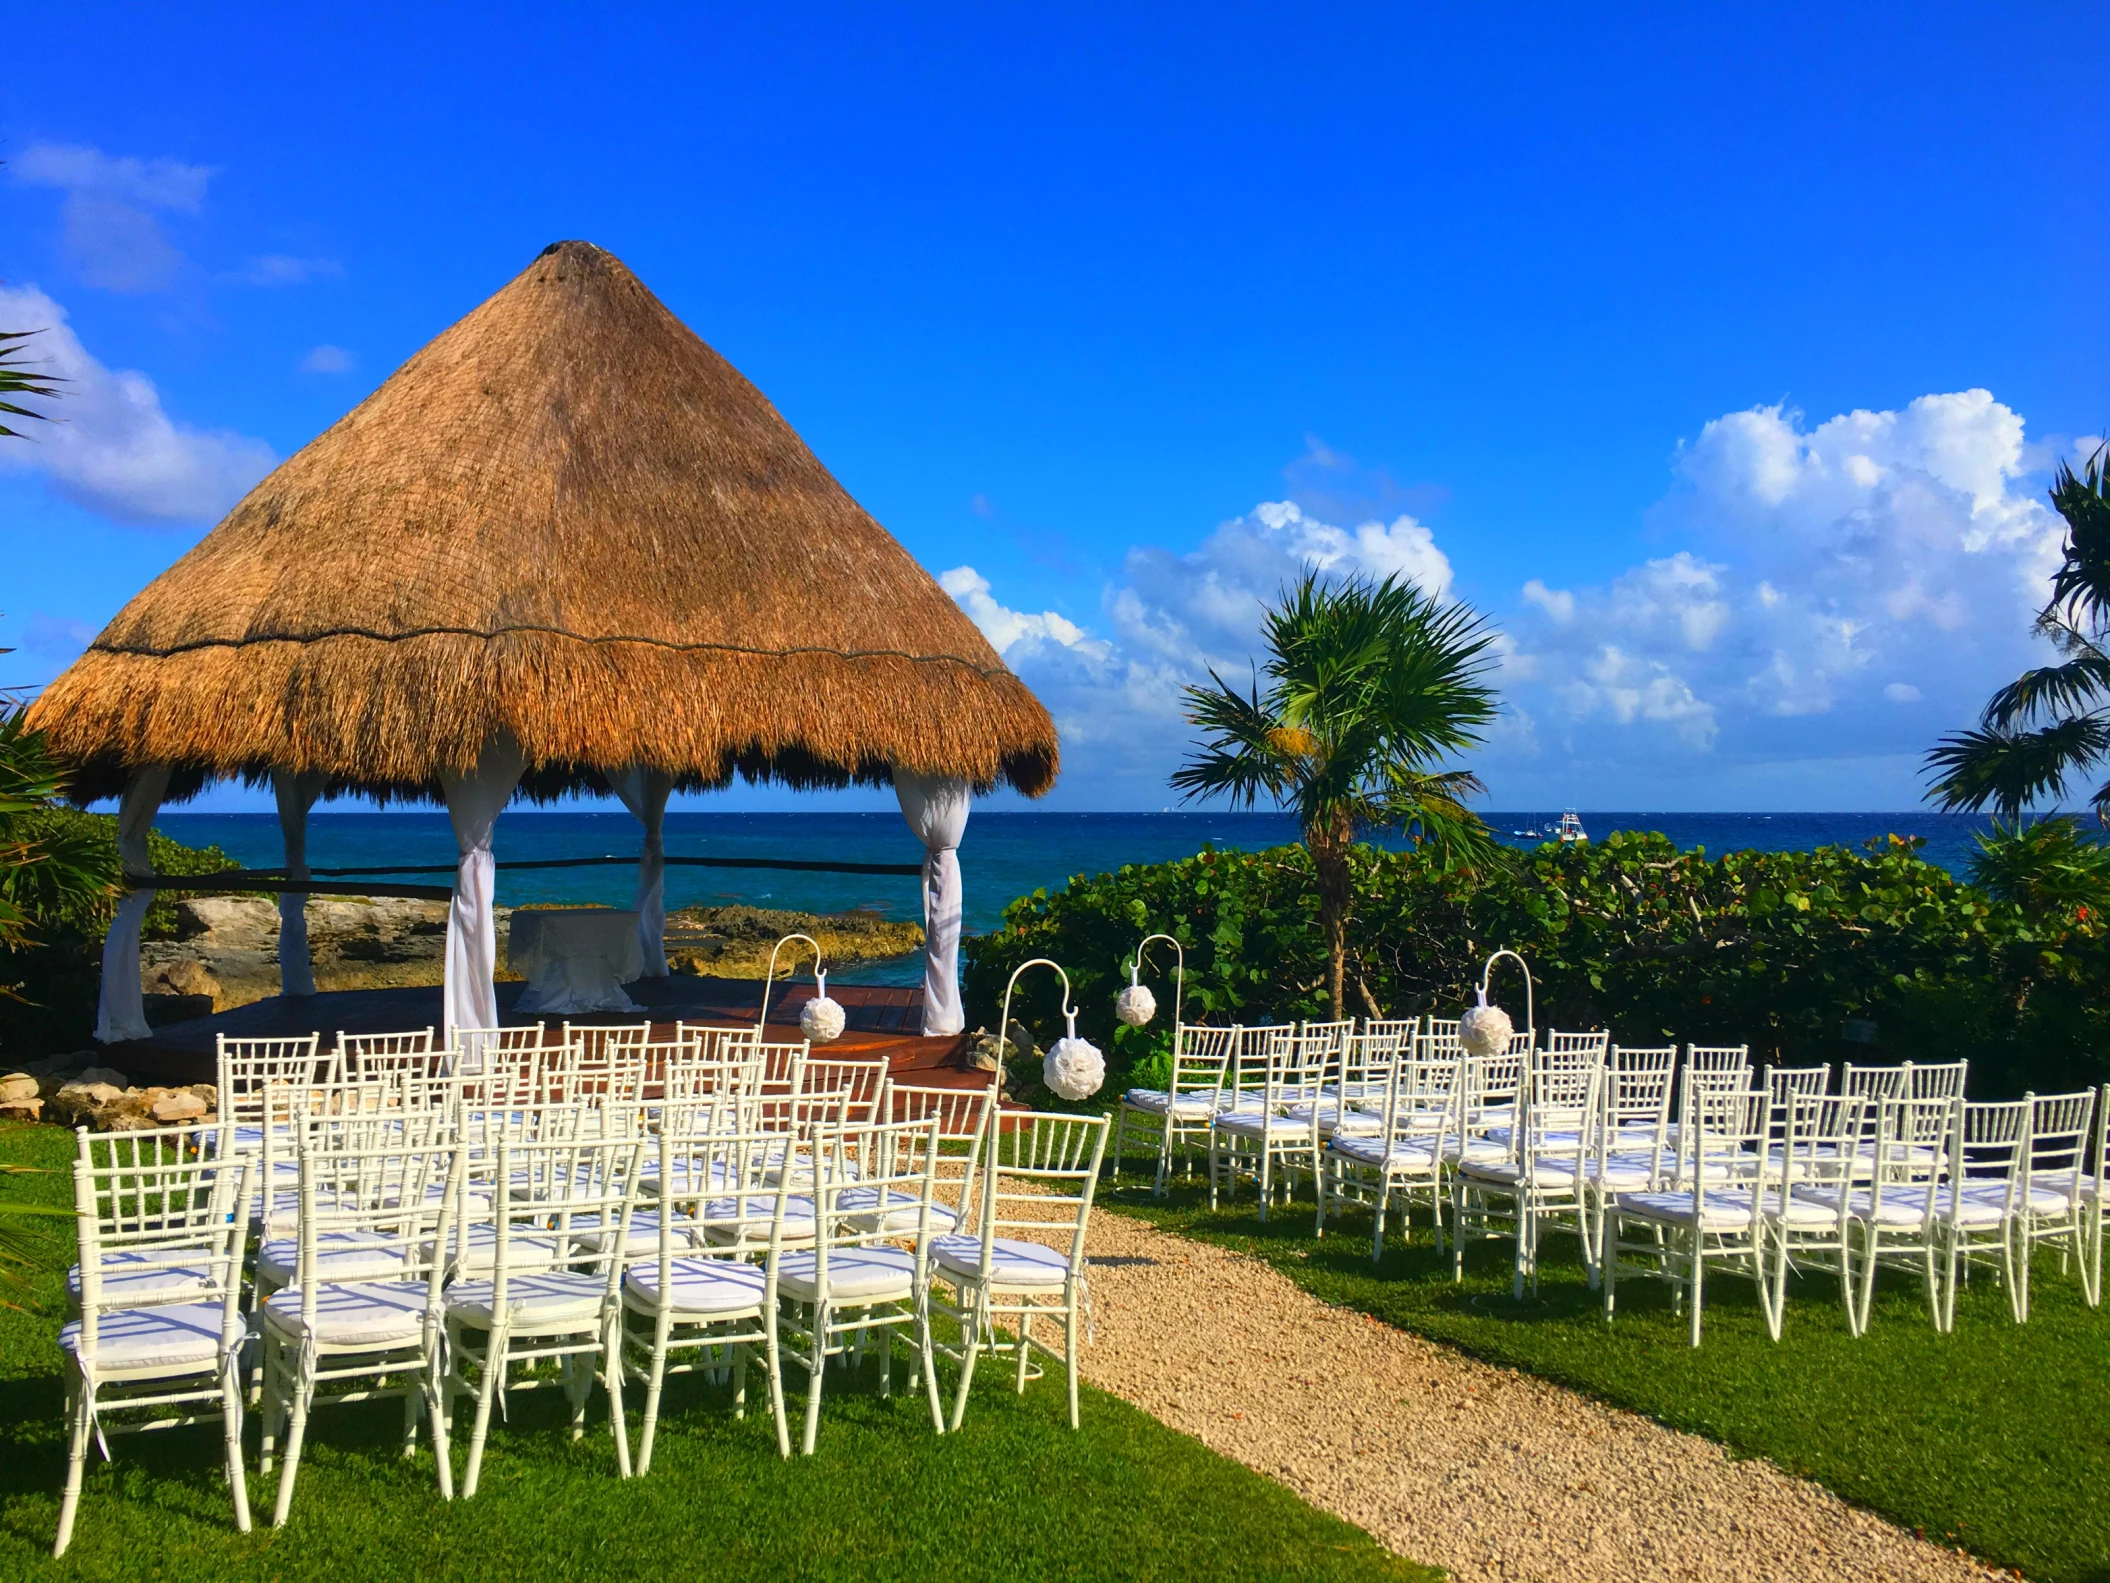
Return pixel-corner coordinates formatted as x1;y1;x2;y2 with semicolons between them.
606;1317;632;1479
53;1375;89;1558
800;1313;827;1456
428;1342;457;1500
223;1361;253;1534
270;1373;313;1528
1112;1108;1129;1179
1687;1222;1705;1348
564;1345;592;1439
1258;1146;1272;1223
1370;1181;1388;1263
1065;1298;1081;1431
637;1312;675;1476
764;1306;792;1459
1207;1136;1221;1210
462;1325;508;1499
948;1289;986;1432
1602;1212;1618;1320
402;1369;423;1457
1014;1309;1033;1394
917;1298;945;1434
2007;1222;2029;1324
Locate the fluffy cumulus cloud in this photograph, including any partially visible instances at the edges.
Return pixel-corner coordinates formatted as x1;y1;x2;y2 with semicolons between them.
0;285;276;525
1493;390;2069;797
953;391;2072;806
10;143;213;293
299;343;356;374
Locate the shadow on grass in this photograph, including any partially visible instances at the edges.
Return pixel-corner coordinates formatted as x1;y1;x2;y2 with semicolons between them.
1100;1171;2110;1583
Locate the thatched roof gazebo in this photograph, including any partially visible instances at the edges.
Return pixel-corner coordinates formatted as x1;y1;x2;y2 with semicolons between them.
31;240;1057;1043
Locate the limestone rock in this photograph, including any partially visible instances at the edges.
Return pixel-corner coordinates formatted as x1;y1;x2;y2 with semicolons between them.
0;1074;38;1104
149;1089;209;1123
52;1081;124;1125
76;1067;130;1090
0;1098;41;1121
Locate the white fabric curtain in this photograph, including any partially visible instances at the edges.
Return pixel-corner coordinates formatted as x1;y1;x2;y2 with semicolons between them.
895;772;971;1037
272;770;328;997
94;765;172;1044
609;766;674;977
439;734;526;1041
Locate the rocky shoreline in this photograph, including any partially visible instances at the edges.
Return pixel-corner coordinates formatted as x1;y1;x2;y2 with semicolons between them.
140;895;924;1015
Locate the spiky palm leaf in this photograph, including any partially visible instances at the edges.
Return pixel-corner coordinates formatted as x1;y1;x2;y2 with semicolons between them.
0;329;62;441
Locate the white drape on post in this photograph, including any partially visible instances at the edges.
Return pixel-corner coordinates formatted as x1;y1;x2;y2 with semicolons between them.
609;766;674;977
94;765;171;1044
272;769;328;997
439;734;526;1042
894;772;971;1037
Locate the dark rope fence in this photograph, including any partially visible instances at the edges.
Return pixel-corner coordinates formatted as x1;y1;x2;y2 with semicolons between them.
123;850;926;902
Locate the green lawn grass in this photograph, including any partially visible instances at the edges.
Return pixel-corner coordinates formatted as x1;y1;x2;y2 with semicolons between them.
0;1124;1436;1582
1101;1167;2110;1583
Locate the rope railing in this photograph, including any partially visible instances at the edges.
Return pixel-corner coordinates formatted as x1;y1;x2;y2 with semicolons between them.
121;850;926;901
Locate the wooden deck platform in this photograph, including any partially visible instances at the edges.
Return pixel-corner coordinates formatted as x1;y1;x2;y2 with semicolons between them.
104;976;979;1089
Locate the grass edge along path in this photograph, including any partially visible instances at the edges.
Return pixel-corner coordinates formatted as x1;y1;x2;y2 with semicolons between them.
0;1123;1439;1583
1099;1173;2110;1583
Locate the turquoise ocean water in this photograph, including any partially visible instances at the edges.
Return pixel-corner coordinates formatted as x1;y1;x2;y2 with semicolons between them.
155;810;1999;985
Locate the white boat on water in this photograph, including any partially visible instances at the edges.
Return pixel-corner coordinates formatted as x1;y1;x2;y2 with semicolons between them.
1511;810;1588;843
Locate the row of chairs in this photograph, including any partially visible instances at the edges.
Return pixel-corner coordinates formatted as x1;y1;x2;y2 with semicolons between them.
55;1027;1111;1556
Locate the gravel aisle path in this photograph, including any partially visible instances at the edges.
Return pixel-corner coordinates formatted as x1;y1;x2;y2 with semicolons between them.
1073;1208;1998;1583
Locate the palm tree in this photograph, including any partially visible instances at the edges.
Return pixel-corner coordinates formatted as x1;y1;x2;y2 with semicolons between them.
1172;570;1499;1019
0;328;62;440
1928;446;2110;819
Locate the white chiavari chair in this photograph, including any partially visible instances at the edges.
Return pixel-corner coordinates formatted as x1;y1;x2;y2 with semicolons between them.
873;1084;994;1236
258;1134;462;1520
1114;1022;1238;1193
1220;1023;1296;1114
1934;1097;2029;1330
2014;1086;2106;1310
1762;1092;1871;1339
1602;1084;1772;1346
1455;1044;1602;1296
1763;1064;1832;1103
440;1130;645;1494
1318;1046;1458;1254
217;1033;331;1155
779;1116;945;1451
928;1110;1107;1432
55;1139;253;1556
1208;1025;1329;1219
619;1127;800;1471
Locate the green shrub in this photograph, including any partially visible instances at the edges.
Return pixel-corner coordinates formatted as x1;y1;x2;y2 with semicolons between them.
963;833;2110;1101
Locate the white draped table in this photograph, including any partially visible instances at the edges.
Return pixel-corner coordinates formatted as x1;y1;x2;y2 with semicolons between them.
508;908;645;1014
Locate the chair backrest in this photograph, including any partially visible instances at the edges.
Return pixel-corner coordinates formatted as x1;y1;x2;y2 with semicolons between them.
658;1125;809;1260
1339;1020;1410;1096
71;1140;250;1351
1910;1061;1969;1100
1462;1050;1524;1126
1542;1029;1610;1059
217;1033;333;1138
1605;1045;1678;1132
1774;1092;1869;1191
1420;1018;1462;1057
1672;1084;1769;1194
1957;1098;2028;1185
1167;1025;1237;1100
291;1134;458;1316
1299;1020;1355;1077
1867;1095;1960;1197
887;1083;994;1222
1376;1049;1459;1142
797;1056;889;1125
484;1132;643;1302
1764;1064;1832;1102
1683;1044;1750;1096
1226;1024;1295;1106
1841;1062;1910;1100
340;1027;437;1080
811;1117;942;1283
677;1023;763;1063
968;1110;1108;1281
451;1022;551;1075
1267;1027;1335;1108
2021;1089;2101;1208
1519;1047;1600;1164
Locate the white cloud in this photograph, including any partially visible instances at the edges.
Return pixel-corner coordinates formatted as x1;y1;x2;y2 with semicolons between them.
299;344;356;374
10;143;213;292
940;566;1106;660
1521;579;1574;622
241;255;343;287
0;285;275;525
1884;682;1922;704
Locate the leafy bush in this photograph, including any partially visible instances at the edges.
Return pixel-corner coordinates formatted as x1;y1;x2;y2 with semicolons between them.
963;832;2110;1101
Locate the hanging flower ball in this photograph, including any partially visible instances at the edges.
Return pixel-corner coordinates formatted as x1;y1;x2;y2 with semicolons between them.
1115;962;1157;1028
1458;987;1514;1056
800;971;847;1044
1043;1010;1106;1101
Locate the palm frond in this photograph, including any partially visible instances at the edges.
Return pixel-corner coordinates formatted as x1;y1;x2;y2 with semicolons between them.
1926;714;2110;820
1982;652;2110;730
1171;668;1291;809
2045;444;2110;635
0;329;64;441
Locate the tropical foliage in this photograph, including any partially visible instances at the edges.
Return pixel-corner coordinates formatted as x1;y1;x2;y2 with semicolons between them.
1172;572;1497;1018
964;830;2108;1103
1929;446;2110;819
0;328;62;441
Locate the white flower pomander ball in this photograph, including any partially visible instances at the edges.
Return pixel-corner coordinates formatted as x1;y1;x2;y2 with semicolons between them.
1044;1013;1106;1101
799;972;847;1044
1458;990;1514;1057
1115;967;1157;1028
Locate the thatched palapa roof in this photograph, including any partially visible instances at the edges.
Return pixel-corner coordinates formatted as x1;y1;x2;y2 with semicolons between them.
32;241;1058;804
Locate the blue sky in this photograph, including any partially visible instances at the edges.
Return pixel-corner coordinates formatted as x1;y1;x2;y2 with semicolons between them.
3;3;2106;814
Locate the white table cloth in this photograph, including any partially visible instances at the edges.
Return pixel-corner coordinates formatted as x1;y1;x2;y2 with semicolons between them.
509;908;644;1014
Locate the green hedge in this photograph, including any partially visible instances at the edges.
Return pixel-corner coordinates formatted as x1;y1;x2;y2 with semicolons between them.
962;833;2110;1103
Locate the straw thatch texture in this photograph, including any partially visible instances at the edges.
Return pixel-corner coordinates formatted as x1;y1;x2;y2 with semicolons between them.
31;241;1058;803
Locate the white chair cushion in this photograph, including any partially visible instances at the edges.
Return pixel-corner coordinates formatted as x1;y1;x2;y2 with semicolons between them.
2017;1171;2102;1207
1326;1136;1438;1173
1793;1185;1939;1229
636;1157;735;1197
700;1194;816;1233
568;1210;699;1257
622;1256;770;1315
66;1248;216;1305
264;1282;433;1349
445;1270;607;1328
1212;1110;1310;1139
931;1234;1069;1288
777;1245;916;1304
1612;1188;1763;1230
60;1301;237;1375
839;1186;958;1236
257;1230;407;1287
